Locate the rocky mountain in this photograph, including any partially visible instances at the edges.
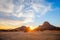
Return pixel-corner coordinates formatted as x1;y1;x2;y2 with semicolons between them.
9;26;31;32
0;21;60;32
34;21;60;31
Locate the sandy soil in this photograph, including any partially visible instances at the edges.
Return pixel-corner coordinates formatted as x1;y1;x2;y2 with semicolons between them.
0;31;60;40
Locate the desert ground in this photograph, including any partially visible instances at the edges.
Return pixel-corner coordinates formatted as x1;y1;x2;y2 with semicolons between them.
0;31;60;40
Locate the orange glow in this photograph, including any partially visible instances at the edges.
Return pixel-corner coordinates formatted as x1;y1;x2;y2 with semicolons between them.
0;25;17;30
30;26;36;30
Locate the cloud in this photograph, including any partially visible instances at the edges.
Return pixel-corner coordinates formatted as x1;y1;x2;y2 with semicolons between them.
0;19;23;26
32;3;52;16
0;0;52;26
41;4;51;16
0;0;14;13
22;10;35;23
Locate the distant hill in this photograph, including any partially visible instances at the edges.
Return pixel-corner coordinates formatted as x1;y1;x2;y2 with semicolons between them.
6;26;31;32
34;21;60;31
0;21;60;32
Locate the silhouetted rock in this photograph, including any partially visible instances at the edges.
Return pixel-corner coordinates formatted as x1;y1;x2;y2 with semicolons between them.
14;26;27;32
0;30;8;32
0;21;60;32
13;26;31;32
34;21;60;31
24;27;31;32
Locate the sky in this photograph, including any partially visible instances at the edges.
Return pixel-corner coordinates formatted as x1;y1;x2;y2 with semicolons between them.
0;0;60;29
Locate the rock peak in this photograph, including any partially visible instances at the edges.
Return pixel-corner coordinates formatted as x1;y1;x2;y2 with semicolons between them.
43;21;50;26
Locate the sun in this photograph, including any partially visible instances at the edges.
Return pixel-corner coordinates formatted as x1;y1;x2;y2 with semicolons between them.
30;26;36;30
